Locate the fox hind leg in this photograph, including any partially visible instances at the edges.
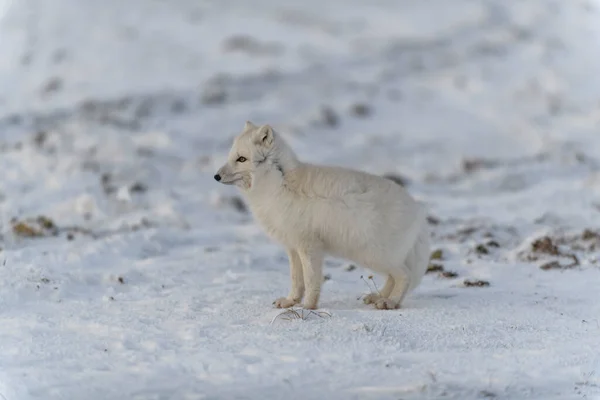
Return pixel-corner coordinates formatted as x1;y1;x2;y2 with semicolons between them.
363;274;394;305
374;269;410;310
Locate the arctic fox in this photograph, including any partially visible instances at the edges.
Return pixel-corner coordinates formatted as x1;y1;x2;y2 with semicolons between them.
214;121;430;310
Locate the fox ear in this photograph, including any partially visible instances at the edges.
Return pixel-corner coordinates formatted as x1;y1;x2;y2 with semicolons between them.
253;125;274;147
244;120;257;131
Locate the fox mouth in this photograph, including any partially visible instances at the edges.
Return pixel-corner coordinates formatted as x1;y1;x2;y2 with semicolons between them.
216;174;243;185
218;178;240;185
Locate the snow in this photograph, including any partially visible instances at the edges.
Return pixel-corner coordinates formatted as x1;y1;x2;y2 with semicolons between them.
1;0;600;399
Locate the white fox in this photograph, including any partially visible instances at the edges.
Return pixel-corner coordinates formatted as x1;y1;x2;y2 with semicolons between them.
215;121;430;310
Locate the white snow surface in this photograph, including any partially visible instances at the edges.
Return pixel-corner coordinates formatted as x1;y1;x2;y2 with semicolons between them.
1;0;600;399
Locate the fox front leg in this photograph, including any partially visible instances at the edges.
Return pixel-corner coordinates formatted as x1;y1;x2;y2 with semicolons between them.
273;249;304;308
298;247;324;310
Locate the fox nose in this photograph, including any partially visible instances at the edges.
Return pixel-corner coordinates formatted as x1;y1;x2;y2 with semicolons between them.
214;174;221;182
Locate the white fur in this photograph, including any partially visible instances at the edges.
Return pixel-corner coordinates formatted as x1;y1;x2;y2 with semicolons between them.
215;121;431;310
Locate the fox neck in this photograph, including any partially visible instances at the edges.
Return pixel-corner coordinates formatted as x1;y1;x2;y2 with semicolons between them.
244;146;300;199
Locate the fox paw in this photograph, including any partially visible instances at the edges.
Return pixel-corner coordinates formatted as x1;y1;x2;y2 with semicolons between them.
375;298;400;310
273;297;299;308
362;293;381;305
301;302;318;310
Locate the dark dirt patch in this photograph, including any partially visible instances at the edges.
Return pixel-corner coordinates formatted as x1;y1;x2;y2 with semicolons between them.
440;270;458;279
37;216;55;230
478;389;497;398
222;35;282;56
437;221;518;244
134;99;153;119
464;279;490;287
101;173;116;194
130;182;148;193
437;225;481;242
349;103;371;118
430;249;443;260
41;77;63;94
229;196;248;213
582;229;600;241
319;106;339;128
457;226;478;237
345;264;357;272
462;158;497;173
427;215;441;225
12;216;59;238
33;131;48;147
12;214;153;242
539;261;562;270
426;263;444;273
201;87;228;105
521;234;583;270
475;244;489;255
539;254;579;270
559;229;600;252
531;236;559;256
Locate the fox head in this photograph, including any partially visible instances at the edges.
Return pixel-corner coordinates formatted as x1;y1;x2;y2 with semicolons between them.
214;121;297;190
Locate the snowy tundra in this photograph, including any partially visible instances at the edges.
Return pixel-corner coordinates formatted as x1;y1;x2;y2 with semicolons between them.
215;121;430;310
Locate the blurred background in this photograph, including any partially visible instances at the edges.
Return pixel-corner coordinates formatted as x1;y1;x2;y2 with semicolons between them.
2;0;600;228
1;1;600;398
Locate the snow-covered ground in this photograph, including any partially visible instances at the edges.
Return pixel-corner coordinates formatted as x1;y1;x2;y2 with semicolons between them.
1;0;600;399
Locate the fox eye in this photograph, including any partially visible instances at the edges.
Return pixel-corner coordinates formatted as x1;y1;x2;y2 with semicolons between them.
236;156;247;163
